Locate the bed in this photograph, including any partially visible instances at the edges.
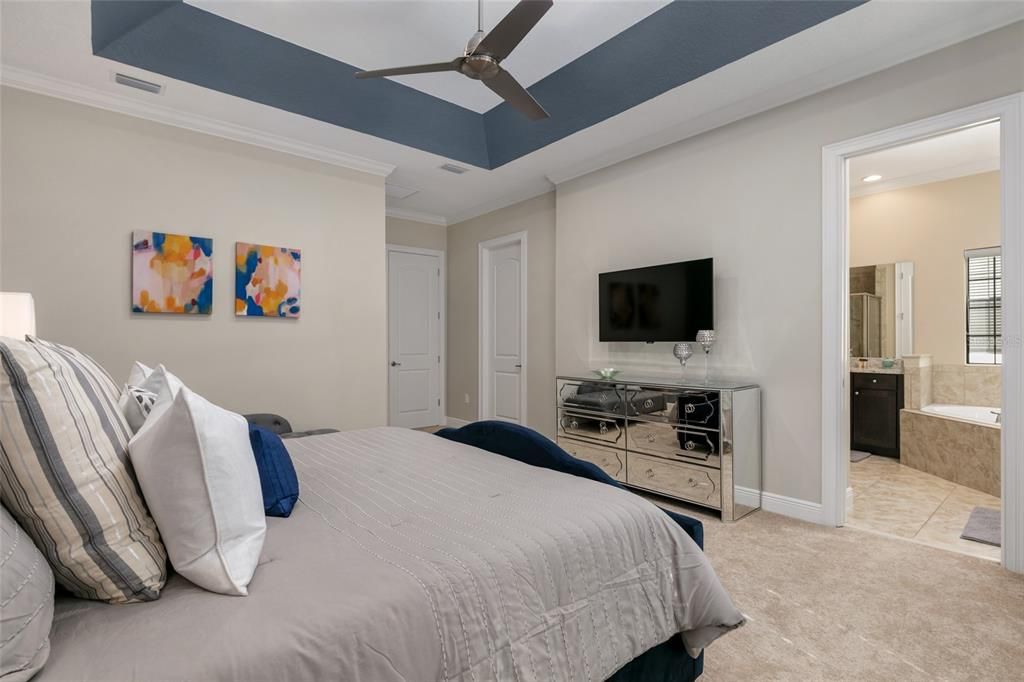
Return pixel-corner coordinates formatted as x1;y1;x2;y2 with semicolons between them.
38;427;743;681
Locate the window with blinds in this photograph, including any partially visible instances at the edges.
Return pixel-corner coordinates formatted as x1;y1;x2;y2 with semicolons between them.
965;246;1002;365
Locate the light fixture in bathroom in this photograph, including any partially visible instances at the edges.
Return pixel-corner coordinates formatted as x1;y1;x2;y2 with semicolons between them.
861;174;882;183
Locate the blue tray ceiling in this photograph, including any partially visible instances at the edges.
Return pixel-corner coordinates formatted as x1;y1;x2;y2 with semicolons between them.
92;0;864;170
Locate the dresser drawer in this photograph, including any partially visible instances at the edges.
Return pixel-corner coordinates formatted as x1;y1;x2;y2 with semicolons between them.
626;420;720;468
557;437;625;482
627;453;721;508
620;386;720;429
557;409;623;445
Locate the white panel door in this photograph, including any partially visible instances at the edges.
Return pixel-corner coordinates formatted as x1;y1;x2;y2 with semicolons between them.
388;250;440;428
485;241;523;422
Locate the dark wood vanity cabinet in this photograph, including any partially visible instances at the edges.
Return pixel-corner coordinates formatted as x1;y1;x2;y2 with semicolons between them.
851;372;904;457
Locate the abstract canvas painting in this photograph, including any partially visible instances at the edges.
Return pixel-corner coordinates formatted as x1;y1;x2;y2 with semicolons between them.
132;231;213;314
235;242;301;317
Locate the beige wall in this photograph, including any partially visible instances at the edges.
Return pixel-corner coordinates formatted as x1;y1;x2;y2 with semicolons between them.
385;216;446;252
447;192;556;435
0;88;387;431
554;23;1023;504
851;172;1001;365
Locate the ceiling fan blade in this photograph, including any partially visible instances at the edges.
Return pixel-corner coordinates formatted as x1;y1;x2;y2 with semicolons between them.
474;0;553;61
484;68;548;120
355;59;461;79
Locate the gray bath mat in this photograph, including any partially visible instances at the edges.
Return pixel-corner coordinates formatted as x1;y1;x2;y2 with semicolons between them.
961;507;1001;547
850;450;872;463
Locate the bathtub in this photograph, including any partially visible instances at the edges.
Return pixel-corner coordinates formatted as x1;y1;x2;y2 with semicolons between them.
921;403;1001;426
901;406;1001;497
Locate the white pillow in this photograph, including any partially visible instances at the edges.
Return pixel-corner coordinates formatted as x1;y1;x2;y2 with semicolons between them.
126;361;153;386
119;385;158;433
119;365;184;432
129;385;266;595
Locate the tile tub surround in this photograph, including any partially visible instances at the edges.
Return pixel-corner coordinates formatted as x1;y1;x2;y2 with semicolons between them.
932;364;1001;407
902;354;932;410
900;409;1000;497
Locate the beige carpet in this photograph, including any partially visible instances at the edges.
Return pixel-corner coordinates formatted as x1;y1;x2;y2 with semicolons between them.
647;497;1024;681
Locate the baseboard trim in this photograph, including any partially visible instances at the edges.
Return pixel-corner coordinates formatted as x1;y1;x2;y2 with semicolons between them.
734;486;761;509
760;491;827;524
445;416;471;428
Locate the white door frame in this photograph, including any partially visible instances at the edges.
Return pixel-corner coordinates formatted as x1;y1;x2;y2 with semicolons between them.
385;243;446;425
478;231;528;423
821;93;1024;572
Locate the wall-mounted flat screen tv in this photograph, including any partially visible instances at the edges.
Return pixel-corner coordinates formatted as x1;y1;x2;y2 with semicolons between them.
599;258;713;342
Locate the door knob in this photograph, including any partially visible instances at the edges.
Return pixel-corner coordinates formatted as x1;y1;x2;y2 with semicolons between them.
390;361;402;367
514;364;522;368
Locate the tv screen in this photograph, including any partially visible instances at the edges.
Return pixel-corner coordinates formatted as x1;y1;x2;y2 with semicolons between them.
599;258;713;342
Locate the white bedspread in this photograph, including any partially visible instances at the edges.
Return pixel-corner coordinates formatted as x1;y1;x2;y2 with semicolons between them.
43;427;743;682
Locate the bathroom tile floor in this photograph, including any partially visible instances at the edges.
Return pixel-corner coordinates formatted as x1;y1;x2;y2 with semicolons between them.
847;455;1001;561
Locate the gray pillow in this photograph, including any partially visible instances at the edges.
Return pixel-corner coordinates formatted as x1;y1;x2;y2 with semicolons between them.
1;506;54;681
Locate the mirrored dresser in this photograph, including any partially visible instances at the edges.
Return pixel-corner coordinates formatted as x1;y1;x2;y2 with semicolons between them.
556;375;762;521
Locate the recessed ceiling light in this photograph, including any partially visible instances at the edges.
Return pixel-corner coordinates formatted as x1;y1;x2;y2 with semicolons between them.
861;174;882;183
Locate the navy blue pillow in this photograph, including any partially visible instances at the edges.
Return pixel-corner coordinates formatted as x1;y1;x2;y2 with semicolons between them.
247;424;299;517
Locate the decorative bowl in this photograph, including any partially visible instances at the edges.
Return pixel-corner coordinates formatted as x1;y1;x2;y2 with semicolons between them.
592;368;620;380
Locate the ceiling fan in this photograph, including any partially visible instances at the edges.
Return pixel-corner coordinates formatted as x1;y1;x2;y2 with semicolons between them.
354;0;553;121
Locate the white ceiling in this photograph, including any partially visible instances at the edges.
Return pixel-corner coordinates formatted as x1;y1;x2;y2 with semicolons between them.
2;1;1023;225
849;122;1001;197
188;0;670;113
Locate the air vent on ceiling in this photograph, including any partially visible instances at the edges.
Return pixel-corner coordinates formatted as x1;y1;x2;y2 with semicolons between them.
385;183;419;200
114;73;163;95
439;163;469;175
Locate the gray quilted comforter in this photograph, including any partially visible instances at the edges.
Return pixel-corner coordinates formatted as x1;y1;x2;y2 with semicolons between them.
42;427;743;681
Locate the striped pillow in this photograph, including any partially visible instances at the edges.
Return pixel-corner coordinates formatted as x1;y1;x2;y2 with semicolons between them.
0;337;167;603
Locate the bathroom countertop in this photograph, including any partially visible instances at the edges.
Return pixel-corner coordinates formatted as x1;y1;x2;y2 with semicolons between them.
850;367;904;375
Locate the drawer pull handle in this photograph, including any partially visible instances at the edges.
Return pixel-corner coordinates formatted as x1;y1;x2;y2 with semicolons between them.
685;441;696;450
645;469;654;478
599;422;608;435
688;478;696;486
647;434;656;443
569;419;579;429
643;399;655;409
685;404;696;414
854;391;859;396
872;378;878;383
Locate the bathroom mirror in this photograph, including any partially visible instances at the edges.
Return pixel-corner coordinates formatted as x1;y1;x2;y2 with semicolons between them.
849;262;914;358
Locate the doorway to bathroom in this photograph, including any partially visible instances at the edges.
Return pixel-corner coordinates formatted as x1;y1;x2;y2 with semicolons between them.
821;94;1023;573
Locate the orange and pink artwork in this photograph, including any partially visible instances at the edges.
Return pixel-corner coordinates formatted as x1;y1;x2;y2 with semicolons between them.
235;242;301;318
132;231;213;314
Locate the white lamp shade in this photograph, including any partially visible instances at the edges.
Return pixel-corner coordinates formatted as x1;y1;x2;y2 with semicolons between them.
0;293;37;339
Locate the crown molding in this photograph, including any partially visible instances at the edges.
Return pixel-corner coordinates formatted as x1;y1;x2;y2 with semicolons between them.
385;207;448;226
0;65;396;178
849;157;1000;198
